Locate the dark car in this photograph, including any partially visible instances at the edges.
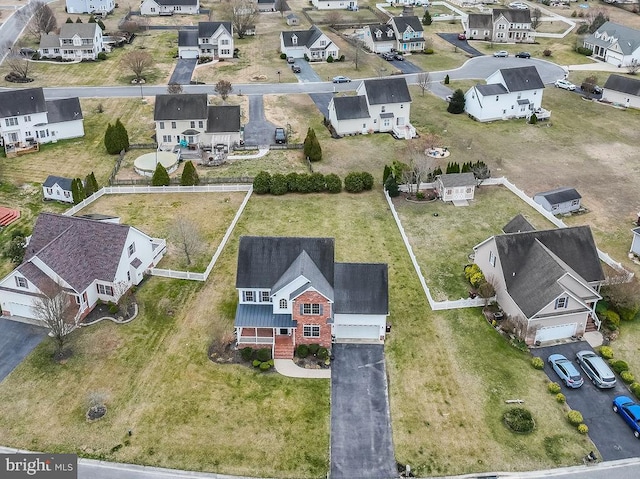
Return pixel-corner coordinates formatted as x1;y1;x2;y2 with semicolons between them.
274;128;287;144
291;64;301;73
613;396;640;439
332;76;351;83
393;54;405;61
581;82;602;95
458;33;467;41
515;52;531;58
381;52;394;61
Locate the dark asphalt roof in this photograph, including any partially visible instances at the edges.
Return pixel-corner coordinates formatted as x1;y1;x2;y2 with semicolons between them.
178;29;198;47
272;250;334;302
59;23;100;38
633;227;640;235
43;175;73;190
603;74;640;96
281;25;325;48
154;0;198;5
584;21;640;56
234;304;296;328
468;13;492;30
390;16;423;34
494;8;532;23
154;94;208;120
198;21;232;38
206;105;241;133
45;98;83;123
0;87;46;118
363;77;411;105
236;236;335;289
500;66;545;92
332;96;370;120
503;214;535;234
369;24;395;43
437;172;476;187
334;263;388;315
476;83;508;96
534;187;581;205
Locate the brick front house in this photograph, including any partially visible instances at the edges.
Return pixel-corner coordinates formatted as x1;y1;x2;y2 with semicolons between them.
234;236;389;359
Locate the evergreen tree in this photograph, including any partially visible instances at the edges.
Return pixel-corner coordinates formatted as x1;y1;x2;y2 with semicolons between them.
114;118;130;152
384;175;399;197
151;163;170;186
71;178;86;204
303;128;322;162
447;88;465;114
422;10;432;26
97;19;106;31
84;172;99;197
75;17;82;23
383;165;392;184
66;17;73;23
180;161;200;186
104;123;118;154
444;74;450;85
88;15;96;23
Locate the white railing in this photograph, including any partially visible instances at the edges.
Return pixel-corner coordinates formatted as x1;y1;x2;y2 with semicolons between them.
145;269;206;281
238;337;274;345
62;189;106;216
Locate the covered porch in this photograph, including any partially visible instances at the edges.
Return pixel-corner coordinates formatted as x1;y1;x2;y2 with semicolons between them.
234;304;297;358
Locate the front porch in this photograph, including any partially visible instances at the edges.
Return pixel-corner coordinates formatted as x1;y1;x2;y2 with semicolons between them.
235;328;296;359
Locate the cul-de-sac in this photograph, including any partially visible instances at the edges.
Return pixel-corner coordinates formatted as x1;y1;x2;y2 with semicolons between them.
1;0;640;477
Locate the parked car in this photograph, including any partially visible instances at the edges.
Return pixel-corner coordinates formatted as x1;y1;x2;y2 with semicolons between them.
458;33;467;41
286;56;295;64
291;64;301;73
493;50;509;58
393;54;405;61
581;82;602;94
554;79;576;91
515;51;531;58
576;350;617;389
509;2;529;9
381;52;394;61
548;354;584;388
613;396;640;439
332;76;351;83
274;128;287;144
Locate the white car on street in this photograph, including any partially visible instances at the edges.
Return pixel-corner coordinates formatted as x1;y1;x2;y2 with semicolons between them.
554;79;576;91
509;2;529;9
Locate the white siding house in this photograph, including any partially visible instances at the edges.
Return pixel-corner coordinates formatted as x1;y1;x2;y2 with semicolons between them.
583;22;640;68
39;23;104;61
280;26;339;60
363;24;396;54
178;22;234;59
602;74;640;109
65;0;115;14
465;9;533;43
42;176;74;203
630;227;640;256
311;0;358;10
140;0;200;16
533;187;582;215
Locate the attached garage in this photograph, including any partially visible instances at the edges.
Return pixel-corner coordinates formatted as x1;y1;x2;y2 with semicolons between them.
535;323;577;343
333;324;382;342
4;302;35;318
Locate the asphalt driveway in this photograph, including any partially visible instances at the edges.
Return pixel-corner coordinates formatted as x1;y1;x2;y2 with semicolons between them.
330;343;396;479
0;318;46;382
438;33;485;57
169;58;197;85
535;342;640;461
243;95;279;146
387;57;422;74
309;92;333;118
293;61;321;83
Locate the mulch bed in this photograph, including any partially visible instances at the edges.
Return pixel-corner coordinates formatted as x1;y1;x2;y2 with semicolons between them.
400;189;438;202
81;301;136;325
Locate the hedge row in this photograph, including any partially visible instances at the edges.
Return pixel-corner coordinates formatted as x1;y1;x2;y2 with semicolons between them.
253;171;374;195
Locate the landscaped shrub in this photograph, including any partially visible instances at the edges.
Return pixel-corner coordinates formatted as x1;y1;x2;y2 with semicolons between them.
253;171;271;194
575;46;593;56
543;49;552;57
444;74;450;84
180;160;200;186
151;163;170;186
240;347;254;361
576;24;589;35
578;423;589;434
621;370;635;384
308;344;320;355
296;173;313;193
280;53;287;59
447;89;465;114
296;344;309;358
325;173;342;193
326;55;334;63
424;48;434;54
464;264;485;288
384;175;399;197
270;173;288;195
531;357;544;370
361;172;374;191
259;361;271;371
310;172;326;192
252;359;261;367
529;113;537;125
339;55;345;62
303;128;322;162
317;347;329;360
344;172;365;193
630;382;640;399
548;382;561;394
567;410;583;426
599;345;614;359
571;10;577;17
503;408;535;433
601;310;620;330
286;172;300;192
610;359;629;374
108;303;119;314
256;348;271;362
97;52;107;60
556;393;566;404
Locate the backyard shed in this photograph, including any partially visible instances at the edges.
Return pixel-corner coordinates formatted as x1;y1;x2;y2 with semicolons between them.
533;187;581;214
435;173;476;202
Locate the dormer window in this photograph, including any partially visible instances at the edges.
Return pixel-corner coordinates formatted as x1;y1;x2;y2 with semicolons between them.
15;276;27;288
387;29;393;38
292;34;298;45
555;297;568;309
375;30;381;38
261;291;270;302
279;298;287;309
243;291;255;302
381;106;386;113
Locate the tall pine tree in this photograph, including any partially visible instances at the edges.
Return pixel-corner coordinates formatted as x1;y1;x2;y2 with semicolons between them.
180;160;200;186
152;163;170;186
114;118;130;152
71;178;86;204
104;123;118;154
303;128;322;162
84;172;99;197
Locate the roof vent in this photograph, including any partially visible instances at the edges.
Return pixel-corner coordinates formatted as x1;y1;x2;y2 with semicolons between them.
512;272;516;276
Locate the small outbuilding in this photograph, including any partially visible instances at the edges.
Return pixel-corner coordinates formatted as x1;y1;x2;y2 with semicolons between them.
42;175;74;203
533;187;581;215
286;13;300;26
435;173;476;202
630;226;640;257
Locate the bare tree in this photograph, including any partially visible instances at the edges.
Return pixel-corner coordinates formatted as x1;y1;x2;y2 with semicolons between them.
223;0;259;39
417;72;431;96
170;218;204;266
113;281;135;318
530;8;541;30
581;74;598;98
121;50;154;81
4;44;33;81
275;0;287;18
477;277;497;307
120;20;141;35
214;79;233;102
627;59;640;75
353;38;365;71
33;282;78;357
326;11;343;27
27;1;57;42
167;82;183;94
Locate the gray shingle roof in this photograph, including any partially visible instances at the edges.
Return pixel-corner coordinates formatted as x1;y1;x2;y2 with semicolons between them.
585;21;640;56
500;66;544;92
234;304;296;328
332;96;370;120
468;13;492;30
17;261;58;294
206;105;241;133
603;74;640;96
154;0;198;5
39;32;60;49
503;214;535;234
633;226;640;235
45;98;83;123
59;23;101;39
154;94;208;121
178;29;198;47
0;87;46;118
236;236;335;289
438;172;476;188
43;175;73;191
272;250;334;302
534;187;581;205
363;77;411;104
390;16;423;34
198;21;232;38
476;83;508;96
281;25;325;48
24;213;139;293
334;263;388;315
493;8;532;24
369;24;396;43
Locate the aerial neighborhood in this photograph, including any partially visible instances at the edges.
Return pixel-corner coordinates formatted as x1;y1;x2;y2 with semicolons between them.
1;0;640;478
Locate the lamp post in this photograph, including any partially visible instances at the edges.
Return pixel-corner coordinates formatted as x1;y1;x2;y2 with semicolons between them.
277;70;281;83
139;81;143;100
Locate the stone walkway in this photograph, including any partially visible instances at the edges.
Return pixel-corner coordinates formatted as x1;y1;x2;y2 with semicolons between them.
274;359;331;378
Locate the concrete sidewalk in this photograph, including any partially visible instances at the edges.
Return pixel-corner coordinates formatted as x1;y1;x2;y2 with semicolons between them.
274;359;330;378
227;148;269;160
567;61;625;72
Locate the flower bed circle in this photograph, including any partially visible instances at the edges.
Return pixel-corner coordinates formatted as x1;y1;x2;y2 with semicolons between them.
503;407;535;434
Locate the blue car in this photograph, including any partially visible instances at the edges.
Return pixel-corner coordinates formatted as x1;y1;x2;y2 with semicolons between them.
548;354;584;388
613;396;640;439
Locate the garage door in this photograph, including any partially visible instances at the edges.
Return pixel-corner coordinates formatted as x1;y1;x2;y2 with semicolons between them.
334;325;380;341
7;302;34;318
535;323;577;343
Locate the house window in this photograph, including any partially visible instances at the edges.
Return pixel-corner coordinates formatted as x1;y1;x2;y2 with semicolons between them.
24;115;31;122
571;199;580;206
15;276;28;288
221;39;229;45
320;40;326;46
381;106;386;113
128;243;136;257
555;297;568;309
279;298;287;309
5;117;18;127
64;191;70;198
46;188;53;194
97;283;114;296
261;291;270;302
243;291;255;302
489;250;496;267
198;120;204;128
151;7;156;12
383;119;390;127
446;189;452;196
302;303;322;315
303;325;321;337
496;96;499;101
162;135;172;142
159;121;165;129
171;122;177;129
221;49;230;55
127;271;131;282
190;121;196;128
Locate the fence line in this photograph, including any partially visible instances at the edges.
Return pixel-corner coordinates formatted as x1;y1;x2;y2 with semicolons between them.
110;176;254;186
62;189;106;216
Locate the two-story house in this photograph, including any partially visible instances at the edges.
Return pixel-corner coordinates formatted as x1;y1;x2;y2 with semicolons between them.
328;77;416;139
465;9;533;43
280;25;339;60
234;236;389;359
473;221;605;345
584;22;640;68
65;0;114;14
0;88;85;156
311;0;358;10
177;22;234;59
0;213;166;322
39;23;104;61
363;23;396;54
140;0;200;16
464;66;549;122
388;16;424;52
